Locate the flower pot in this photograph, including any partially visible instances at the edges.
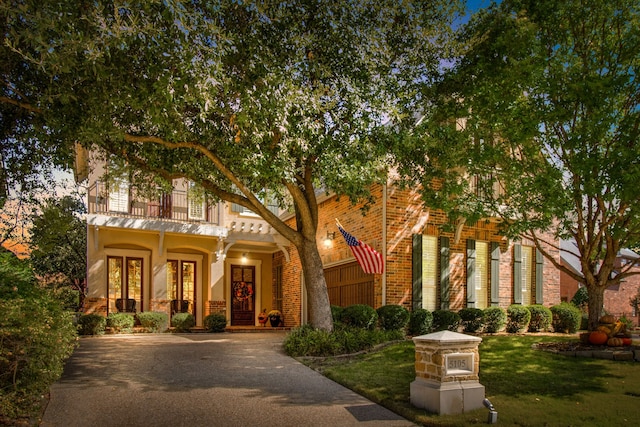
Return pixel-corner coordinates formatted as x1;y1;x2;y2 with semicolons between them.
269;317;282;327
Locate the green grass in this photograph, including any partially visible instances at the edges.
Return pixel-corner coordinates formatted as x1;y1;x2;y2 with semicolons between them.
299;335;640;426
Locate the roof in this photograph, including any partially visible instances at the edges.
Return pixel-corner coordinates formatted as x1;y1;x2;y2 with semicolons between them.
560;239;640;279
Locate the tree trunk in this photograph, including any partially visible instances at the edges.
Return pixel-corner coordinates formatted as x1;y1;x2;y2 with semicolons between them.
586;282;606;331
297;238;333;332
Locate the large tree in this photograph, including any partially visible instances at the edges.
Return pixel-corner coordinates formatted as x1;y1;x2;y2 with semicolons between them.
1;0;461;330
395;0;640;330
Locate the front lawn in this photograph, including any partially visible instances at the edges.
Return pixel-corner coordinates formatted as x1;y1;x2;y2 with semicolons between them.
299;335;640;426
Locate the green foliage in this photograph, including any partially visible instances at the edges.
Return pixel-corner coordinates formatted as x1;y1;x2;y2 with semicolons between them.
527;305;552;332
458;307;484;333
483;307;507;333
330;305;344;324
171;312;195;332
618;315;633;330
407;309;433;336
431;310;461;332
376;305;410;331
340;304;378;330
203;313;227;333
136;311;168;333
283;324;403;357
0;252;77;420
550;303;582;333
506;305;531;333
78;314;107;336
106;313;135;333
571;287;589;310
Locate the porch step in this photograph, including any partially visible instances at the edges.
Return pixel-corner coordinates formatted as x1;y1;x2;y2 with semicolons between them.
225;326;292;333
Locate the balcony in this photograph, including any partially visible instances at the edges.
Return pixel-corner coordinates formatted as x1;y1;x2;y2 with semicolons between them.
87;181;221;226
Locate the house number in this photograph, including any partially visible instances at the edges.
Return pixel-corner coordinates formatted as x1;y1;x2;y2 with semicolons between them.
444;353;474;375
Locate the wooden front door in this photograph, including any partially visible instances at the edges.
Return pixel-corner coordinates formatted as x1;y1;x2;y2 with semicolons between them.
231;265;255;325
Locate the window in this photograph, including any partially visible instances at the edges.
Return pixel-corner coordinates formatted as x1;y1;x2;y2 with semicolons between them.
475;241;489;308
521;246;533;304
107;178;130;213
108;256;142;313
187;182;206;220
167;260;196;316
421;236;438;311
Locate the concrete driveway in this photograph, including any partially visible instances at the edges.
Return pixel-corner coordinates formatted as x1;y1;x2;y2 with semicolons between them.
41;333;415;427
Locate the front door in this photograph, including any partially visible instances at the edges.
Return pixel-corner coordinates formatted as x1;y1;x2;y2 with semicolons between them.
231;265;255;326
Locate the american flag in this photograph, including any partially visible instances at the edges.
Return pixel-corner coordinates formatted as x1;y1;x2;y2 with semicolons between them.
337;225;384;274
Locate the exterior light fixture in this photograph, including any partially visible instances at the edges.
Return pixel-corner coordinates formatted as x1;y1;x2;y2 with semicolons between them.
323;231;335;248
241;253;248;263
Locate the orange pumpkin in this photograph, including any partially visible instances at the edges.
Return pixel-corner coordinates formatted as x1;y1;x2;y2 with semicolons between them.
589;331;608;345
607;337;623;347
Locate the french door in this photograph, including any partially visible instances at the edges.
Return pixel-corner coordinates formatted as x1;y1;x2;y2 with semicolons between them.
231;265;255;326
107;256;143;313
167;260;196;317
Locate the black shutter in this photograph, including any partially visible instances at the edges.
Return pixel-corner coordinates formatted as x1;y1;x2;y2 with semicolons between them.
490;242;500;306
535;249;544;304
513;244;522;304
466;239;476;307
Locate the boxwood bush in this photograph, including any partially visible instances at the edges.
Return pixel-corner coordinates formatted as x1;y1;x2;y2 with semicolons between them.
78;313;107;336
137;311;169;333
506;305;531;333
203;313;227;332
376;305;409;331
340;304;378;330
171;312;195;332
407;309;433;336
432;310;461;332
107;312;135;333
527;305;552;332
550;302;582;333
458;307;485;333
483;307;507;333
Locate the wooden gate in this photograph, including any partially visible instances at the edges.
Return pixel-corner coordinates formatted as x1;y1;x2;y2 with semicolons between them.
324;262;374;307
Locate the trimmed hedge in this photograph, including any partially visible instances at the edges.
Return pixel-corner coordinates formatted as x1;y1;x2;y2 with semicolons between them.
376;305;409;331
204;313;227;332
550;302;582;333
137;311;169;333
458;308;485;333
78;313;107;336
407;309;433;336
171;312;195;332
330;305;344;324
340;304;378;330
506;305;531;333
432;310;461;332
107;312;135;333
483;307;507;333
527;305;552;332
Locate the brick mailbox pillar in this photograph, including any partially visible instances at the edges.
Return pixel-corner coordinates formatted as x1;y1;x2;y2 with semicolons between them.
410;330;485;415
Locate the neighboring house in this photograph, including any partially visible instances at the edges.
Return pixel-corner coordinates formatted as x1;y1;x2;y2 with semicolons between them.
560;239;640;324
77;147;562;329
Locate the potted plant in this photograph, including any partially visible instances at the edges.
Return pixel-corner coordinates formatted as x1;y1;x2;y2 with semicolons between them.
268;310;282;327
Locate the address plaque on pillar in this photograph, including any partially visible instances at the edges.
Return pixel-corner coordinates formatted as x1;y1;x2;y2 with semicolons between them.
444;353;474;376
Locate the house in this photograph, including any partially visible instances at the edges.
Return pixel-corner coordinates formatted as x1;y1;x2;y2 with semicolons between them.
77;148;562;329
560;239;640;324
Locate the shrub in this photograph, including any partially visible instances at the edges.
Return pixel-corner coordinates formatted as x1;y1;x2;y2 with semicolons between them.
340;304;378;330
137;312;169;333
458;308;485;333
376;305;410;331
203;313;227;332
407;309;433;336
0;252;77;420
330;305;344;324
550;302;582;333
527;305;552;332
171;312;195;332
506;305;531;333
78;313;107;336
432;310;461;332
483;307;507;333
106;312;135;333
571;286;589;310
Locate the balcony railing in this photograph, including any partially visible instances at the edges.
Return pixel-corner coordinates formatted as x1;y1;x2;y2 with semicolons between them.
87;181;220;225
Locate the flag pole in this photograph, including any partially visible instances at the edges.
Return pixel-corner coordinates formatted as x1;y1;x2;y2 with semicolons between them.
335;218;344;229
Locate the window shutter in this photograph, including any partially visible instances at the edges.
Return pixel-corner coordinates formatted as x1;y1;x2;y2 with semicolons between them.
535;249;544;304
513;244;522;304
440;236;450;310
412;234;422;311
466;239;476;307
231;203;244;213
490;242;500;306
